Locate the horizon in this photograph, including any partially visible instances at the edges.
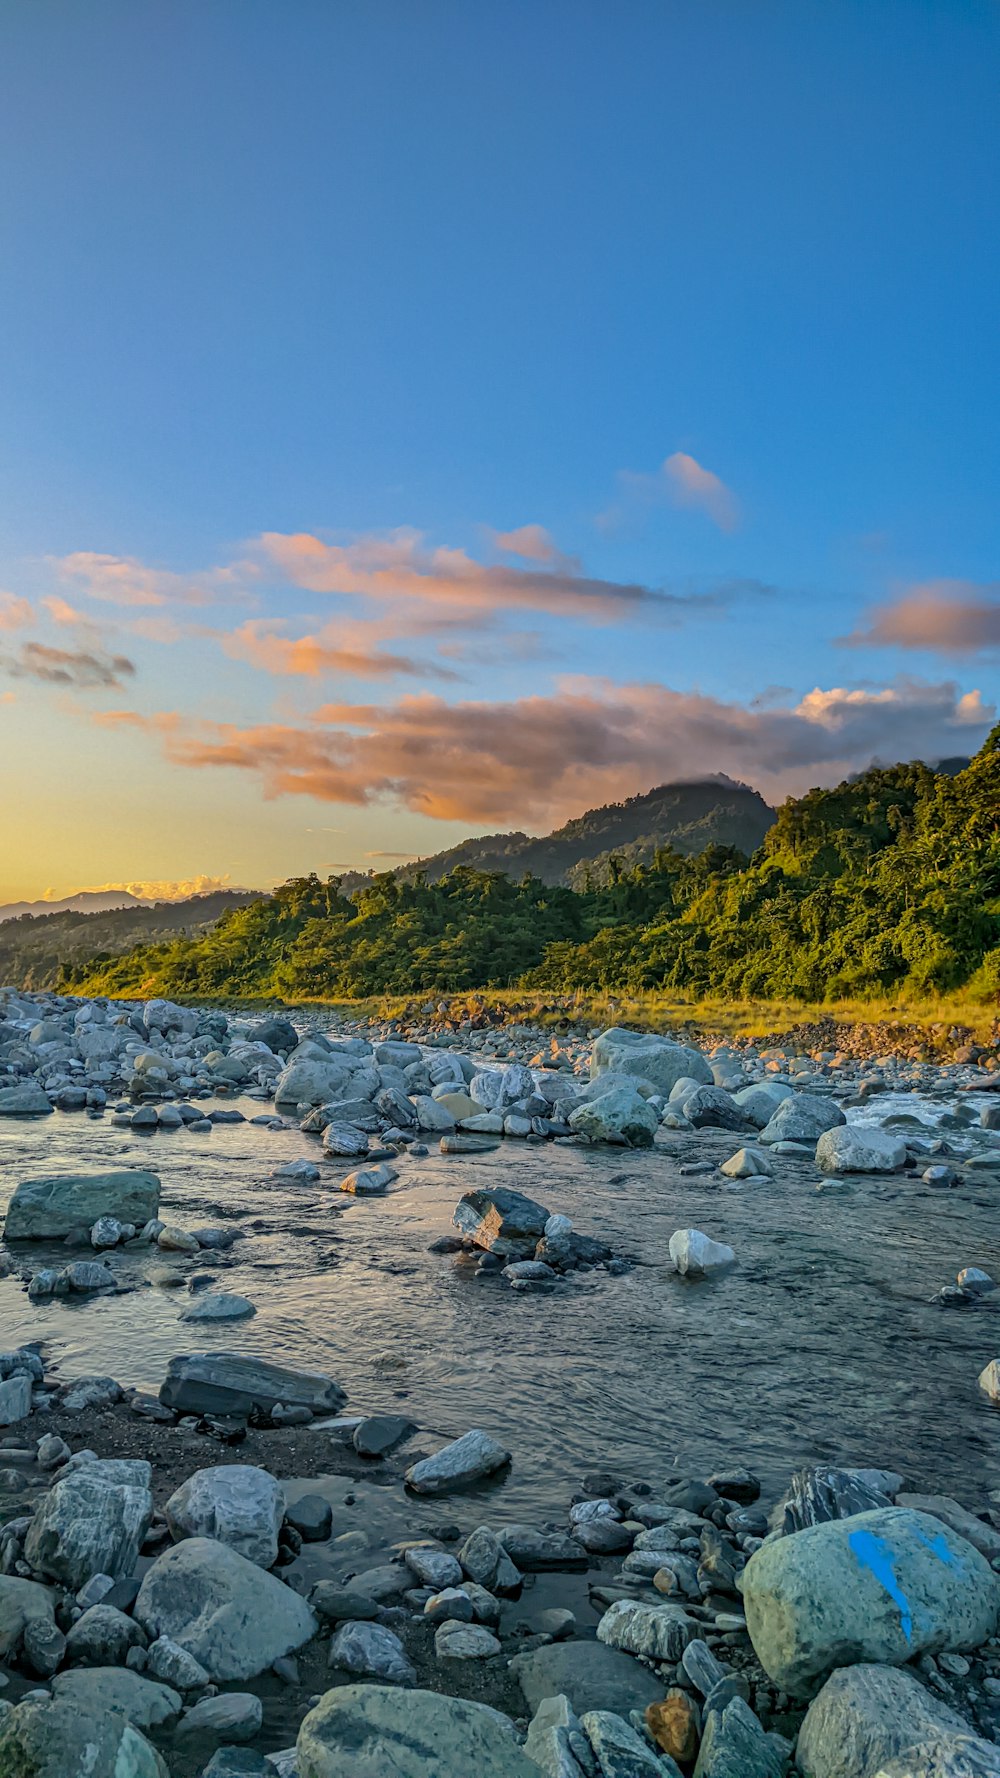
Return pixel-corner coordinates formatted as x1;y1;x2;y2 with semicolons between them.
2;2;998;901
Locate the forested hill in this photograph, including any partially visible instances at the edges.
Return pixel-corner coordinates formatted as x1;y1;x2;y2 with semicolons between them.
0;891;261;991
64;734;1000;1005
336;777;776;892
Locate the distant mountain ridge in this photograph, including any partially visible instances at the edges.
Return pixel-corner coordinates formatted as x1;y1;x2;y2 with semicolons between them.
0;889;148;922
0;889;262;991
337;776;777;892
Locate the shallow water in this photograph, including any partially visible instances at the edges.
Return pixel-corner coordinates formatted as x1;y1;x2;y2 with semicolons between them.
2;1087;1000;1520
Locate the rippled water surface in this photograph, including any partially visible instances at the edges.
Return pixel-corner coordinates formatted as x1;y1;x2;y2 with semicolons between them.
2;1085;1000;1518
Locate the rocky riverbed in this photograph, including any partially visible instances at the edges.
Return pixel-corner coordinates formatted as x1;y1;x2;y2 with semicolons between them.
2;989;1000;1775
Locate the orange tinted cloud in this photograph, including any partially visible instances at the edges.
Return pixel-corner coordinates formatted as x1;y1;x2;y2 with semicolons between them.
0;594;33;631
256;528;687;623
219;618;460;680
100;676;991;825
600;451;741;533
53;551;246;608
493;524;563;563
843;580;1000;653
41;595;86;626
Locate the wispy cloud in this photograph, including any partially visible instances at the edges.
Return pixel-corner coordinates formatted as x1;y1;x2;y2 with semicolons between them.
843;579;1000;654
492;524;568;565
4;641;136;690
95;675;990;826
254;528;706;625
599;451;741;533
217;617;461;681
52;551;247;609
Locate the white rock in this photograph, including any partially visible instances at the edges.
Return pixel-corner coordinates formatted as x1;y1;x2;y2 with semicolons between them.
669;1228;737;1278
165;1465;285;1568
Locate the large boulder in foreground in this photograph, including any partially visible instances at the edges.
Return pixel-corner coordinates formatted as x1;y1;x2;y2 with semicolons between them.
159;1351;346;1418
453;1188;549;1258
5;1169;160;1240
743;1507;1000;1697
296;1683;539;1778
134;1536;317;1680
591;1027;713;1094
25;1457;153;1590
815;1124;908;1175
0;1693;168;1777
796;1662;991;1778
164;1464;285;1568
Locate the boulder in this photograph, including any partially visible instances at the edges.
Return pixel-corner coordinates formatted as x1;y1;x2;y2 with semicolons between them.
339;1163;397;1195
581;1710;670;1777
720;1146;773;1180
174;1693;264;1745
65;1601;146;1666
0;1575;57;1658
591;1028;713;1094
159;1352;345;1418
329;1620;416;1683
52;1666;182;1729
596;1598;693;1661
524;1694;594;1778
406;1429;511;1494
134;1537;318;1680
692;1694;786;1778
296;1683;539;1778
759;1094;846;1145
796;1662;980;1778
0;1371;32;1423
742;1506;1000;1696
568;1086;659;1147
274;1058;357;1107
669;1229;737;1278
510;1638;665;1715
5;1169;160;1239
732;1080;795;1127
453;1188;549;1258
0;1083;52;1116
815;1125;908;1175
0;1694;169;1777
165;1464;285;1567
683;1086;753;1132
25;1457;153;1589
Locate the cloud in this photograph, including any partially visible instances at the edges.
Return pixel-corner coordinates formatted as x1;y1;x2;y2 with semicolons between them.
599;452;740;533
53;551;246;609
3;642;136;689
0;594;33;632
254;528;707;625
53;874;251;902
98;675;991;827
218;617;461;681
492;524;566;564
843;580;1000;654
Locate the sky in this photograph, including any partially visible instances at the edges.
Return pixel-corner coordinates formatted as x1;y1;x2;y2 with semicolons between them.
0;0;998;903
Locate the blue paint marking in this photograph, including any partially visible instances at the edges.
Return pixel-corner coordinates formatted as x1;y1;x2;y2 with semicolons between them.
914;1527;962;1570
848;1529;913;1641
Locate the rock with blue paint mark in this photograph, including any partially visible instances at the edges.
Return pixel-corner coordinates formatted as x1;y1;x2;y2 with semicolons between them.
742;1506;1000;1697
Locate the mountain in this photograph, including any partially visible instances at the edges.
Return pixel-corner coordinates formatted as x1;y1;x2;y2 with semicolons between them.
338;776;777;892
0;889;147;922
0;889;262;991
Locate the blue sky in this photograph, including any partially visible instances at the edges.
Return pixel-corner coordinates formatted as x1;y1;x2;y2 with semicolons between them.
0;1;997;900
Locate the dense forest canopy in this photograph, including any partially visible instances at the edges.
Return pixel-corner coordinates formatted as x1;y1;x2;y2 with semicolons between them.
60;733;1000;1004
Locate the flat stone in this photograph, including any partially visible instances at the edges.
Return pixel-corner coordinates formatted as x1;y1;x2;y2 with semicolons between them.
510;1639;665;1715
174;1693;264;1745
352;1414;416;1458
180;1293;256;1322
296;1683;538;1777
159;1352;345;1418
5;1169;160;1239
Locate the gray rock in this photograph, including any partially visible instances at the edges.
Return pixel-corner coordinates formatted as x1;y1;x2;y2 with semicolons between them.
779;1467;895;1533
815;1125;908;1174
732;1081;795;1127
581;1709;669;1776
25;1457;153;1589
743;1506;1000;1696
165;1464;285;1567
158;1352;345;1418
180;1292;256;1322
52;1666;182;1729
0;1084;52;1116
894;1494;1000;1561
796;1662;975;1778
872;1741;1000;1778
511;1639;665;1715
134;1537;317;1680
339;1163;397;1195
296;1683;538;1777
683;1087;753;1132
524;1693;594;1778
597;1598;693;1661
719;1146;773;1180
435;1618;502;1658
590;1029;712;1095
759;1095;846;1145
328;1620;415;1684
692;1695;786;1778
0;1372;32;1424
352;1414;416;1458
404;1545;463;1588
5;1169;160;1239
0;1693;169;1776
569;1087;659;1148
65;1601;146;1666
145;1634;210;1689
498;1525;589;1569
0;1576;57;1658
669;1229;736;1278
22;1615;66;1677
175;1692;264;1744
285;1494;333;1541
459;1526;523;1593
425;1587;474;1624
405;1429;511;1493
453;1188;550;1258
